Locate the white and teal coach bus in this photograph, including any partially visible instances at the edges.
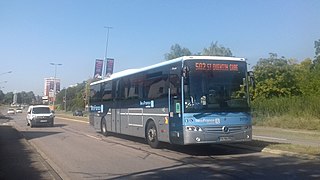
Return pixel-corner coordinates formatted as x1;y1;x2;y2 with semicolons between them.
89;56;254;148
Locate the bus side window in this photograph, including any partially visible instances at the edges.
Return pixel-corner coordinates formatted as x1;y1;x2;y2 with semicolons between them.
102;82;112;101
169;74;180;98
113;79;125;100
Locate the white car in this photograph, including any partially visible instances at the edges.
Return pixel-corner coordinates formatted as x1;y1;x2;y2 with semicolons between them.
16;108;23;113
26;105;55;127
7;108;15;115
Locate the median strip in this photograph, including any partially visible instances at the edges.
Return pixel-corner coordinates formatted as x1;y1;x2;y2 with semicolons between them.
56;116;89;124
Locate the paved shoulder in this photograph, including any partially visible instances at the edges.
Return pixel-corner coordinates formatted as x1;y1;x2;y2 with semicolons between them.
253;126;320;147
0;124;61;180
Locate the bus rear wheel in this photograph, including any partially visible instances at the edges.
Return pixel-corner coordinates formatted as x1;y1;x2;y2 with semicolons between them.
101;118;108;136
146;121;160;148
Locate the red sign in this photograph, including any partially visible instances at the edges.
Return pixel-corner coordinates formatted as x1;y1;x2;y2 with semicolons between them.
195;63;238;71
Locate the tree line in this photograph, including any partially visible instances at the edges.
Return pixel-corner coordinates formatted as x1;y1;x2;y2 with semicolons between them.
0;91;39;105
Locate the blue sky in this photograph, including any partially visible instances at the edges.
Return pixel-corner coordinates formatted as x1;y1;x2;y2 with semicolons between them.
0;0;319;95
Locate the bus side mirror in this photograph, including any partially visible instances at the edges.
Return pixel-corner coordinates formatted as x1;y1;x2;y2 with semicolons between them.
248;71;255;89
182;66;190;79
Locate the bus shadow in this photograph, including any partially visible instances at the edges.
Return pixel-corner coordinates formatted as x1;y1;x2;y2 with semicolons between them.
102;132;278;156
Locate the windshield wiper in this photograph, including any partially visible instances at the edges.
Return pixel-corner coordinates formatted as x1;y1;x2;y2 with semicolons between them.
193;112;215;119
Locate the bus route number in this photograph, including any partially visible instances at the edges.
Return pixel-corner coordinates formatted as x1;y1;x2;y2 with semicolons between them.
195;63;238;71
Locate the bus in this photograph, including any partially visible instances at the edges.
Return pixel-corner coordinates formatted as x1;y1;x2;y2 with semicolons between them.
89;56;253;148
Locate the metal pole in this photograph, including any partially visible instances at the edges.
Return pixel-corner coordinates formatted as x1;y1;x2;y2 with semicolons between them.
50;63;62;111
54;65;57;110
104;26;112;78
64;87;67;112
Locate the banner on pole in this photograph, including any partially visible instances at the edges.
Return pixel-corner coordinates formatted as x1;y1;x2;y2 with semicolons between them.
105;58;114;77
94;59;104;78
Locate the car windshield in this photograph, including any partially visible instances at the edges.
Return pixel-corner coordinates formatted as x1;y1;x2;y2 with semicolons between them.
33;107;51;114
184;60;249;113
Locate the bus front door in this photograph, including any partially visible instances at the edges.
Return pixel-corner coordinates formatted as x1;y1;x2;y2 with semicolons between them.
168;72;184;145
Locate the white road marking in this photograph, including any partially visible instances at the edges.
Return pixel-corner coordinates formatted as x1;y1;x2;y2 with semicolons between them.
85;134;101;140
253;135;287;141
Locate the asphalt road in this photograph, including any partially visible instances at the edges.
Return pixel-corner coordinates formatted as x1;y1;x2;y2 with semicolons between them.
1;111;320;179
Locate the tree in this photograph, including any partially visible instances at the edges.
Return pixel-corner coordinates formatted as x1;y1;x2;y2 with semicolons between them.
164;44;192;60
3;92;13;104
0;90;4;103
202;41;233;57
15;91;35;105
253;53;301;99
56;81;87;111
315;39;320;57
313;39;320;67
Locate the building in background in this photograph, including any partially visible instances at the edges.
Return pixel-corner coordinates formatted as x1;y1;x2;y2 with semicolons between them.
43;77;60;104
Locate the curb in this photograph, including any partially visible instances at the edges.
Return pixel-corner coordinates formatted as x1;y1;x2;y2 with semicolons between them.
226;142;320;160
10;122;65;180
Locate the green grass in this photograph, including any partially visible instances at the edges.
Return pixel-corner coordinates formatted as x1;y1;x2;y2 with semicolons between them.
252;96;320;130
253;115;320;130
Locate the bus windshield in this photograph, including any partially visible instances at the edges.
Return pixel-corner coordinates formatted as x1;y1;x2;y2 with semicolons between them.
184;60;249;113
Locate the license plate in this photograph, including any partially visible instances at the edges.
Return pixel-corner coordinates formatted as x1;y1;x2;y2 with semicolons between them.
219;137;232;142
40;120;47;123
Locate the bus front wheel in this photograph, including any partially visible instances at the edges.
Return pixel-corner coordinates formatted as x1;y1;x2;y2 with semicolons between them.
101;118;108;136
146;121;160;148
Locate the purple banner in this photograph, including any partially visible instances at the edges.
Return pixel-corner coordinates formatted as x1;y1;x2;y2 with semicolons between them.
94;59;104;78
106;58;114;76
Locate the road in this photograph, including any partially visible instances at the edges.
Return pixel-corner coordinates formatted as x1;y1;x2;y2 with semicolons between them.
2;112;320;179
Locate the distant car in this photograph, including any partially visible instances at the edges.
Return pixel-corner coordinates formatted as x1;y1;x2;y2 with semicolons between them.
26;105;55;127
7;108;15;115
73;110;83;116
16;108;23;113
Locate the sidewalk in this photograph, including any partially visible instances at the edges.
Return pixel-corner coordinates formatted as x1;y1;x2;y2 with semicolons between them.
0;121;60;180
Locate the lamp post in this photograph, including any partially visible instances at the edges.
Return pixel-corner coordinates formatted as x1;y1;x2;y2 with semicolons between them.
0;71;12;76
50;63;62;111
64;87;67;112
103;26;112;78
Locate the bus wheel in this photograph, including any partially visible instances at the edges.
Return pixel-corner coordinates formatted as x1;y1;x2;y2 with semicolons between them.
146;121;160;148
101;118;108;136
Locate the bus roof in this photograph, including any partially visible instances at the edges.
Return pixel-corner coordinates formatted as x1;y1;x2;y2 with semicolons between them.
90;56;246;86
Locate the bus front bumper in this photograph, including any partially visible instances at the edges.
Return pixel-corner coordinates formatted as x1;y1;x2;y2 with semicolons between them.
182;125;252;145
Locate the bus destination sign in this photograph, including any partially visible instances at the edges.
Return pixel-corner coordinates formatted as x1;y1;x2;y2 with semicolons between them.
195;63;239;71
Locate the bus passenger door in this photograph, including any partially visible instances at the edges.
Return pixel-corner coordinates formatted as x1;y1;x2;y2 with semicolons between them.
113;79;121;133
169;70;184;145
111;108;121;133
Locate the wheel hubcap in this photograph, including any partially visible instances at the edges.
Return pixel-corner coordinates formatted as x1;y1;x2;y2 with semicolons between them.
102;122;106;133
148;128;156;142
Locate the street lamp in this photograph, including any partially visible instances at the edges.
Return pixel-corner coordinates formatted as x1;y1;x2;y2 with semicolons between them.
0;71;12;76
50;63;62;111
103;26;112;78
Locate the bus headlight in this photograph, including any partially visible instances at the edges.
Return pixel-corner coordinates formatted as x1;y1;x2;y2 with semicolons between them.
186;126;203;132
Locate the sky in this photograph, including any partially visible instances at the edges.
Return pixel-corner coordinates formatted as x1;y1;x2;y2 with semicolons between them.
0;0;319;95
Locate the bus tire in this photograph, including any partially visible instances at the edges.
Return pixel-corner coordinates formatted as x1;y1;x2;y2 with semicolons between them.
101;118;108;136
146;121;160;148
